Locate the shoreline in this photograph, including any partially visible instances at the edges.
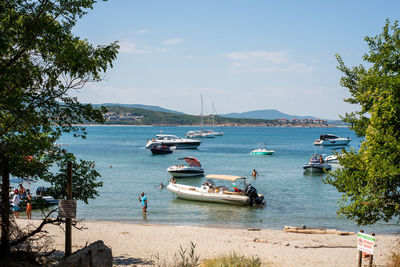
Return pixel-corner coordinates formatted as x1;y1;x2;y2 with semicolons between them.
79;218;400;236
77;124;341;127
15;218;399;267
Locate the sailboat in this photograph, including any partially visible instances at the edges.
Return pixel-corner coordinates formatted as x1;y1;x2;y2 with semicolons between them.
211;102;224;136
186;94;215;138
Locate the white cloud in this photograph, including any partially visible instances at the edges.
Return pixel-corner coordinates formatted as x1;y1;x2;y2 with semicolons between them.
137;29;149;33
119;41;169;54
223;50;314;73
119;41;151;54
163;38;184;45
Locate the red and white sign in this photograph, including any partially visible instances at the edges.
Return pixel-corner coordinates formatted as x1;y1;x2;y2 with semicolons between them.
357;232;375;255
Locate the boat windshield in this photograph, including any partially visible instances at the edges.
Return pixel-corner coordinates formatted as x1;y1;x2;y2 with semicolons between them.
156;134;180;140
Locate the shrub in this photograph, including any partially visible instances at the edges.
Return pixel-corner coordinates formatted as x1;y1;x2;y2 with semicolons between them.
201;252;262;267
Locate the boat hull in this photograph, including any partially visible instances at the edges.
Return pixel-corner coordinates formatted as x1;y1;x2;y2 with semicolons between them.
303;163;332;173
250;151;274;155
150;148;173;154
314;139;350;146
146;140;201;149
167;184;250;205
167;166;204;177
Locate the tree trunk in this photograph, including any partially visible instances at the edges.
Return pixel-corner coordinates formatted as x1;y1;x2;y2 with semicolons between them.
0;156;10;260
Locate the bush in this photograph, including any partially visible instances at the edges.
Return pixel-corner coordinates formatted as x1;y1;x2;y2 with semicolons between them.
201;252;262;267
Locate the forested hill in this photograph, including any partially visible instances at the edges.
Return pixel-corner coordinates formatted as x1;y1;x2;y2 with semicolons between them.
102;106;278;126
99;106;328;127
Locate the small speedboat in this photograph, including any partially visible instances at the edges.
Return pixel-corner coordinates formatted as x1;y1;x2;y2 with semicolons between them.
324;147;345;163
167;174;265;206
167;157;204;178
150;144;173;155
313;134;350;146
303;154;332;173
250;144;275;155
324;154;339;163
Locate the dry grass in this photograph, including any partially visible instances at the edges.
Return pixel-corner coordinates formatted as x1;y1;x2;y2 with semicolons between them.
388;239;400;267
201;252;268;267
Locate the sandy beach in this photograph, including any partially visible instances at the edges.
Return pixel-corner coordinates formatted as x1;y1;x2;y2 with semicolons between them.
14;219;399;266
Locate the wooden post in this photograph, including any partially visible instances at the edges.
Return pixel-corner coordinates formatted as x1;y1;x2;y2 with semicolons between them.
369;232;375;267
358;229;364;267
65;161;72;257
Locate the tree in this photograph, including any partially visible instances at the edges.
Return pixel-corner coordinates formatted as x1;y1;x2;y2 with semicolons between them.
0;0;118;260
325;19;400;225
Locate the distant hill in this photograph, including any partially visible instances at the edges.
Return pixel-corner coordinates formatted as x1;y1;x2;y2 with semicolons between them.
93;103;185;114
101;106;279;126
222;109;320;120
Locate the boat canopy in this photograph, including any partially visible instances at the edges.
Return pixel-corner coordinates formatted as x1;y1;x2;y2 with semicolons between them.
179;157;201;167
320;134;339;140
205;174;245;181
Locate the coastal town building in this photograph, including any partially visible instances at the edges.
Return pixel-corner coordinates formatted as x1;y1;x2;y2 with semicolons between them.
103;112;143;122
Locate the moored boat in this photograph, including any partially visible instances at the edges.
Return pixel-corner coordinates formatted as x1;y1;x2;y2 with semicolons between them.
313;134;350;146
149;144;173;155
250;143;275;155
166;174;265;206
303;154;332;173
167;157;204;177
146;134;201;149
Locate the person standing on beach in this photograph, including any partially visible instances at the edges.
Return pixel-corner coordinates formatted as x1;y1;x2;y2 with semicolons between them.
139;192;147;213
12;190;21;218
26;190;32;219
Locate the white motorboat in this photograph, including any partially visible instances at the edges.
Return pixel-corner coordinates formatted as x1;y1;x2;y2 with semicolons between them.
324;154;339;163
146;134;201;149
167;157;204;177
166;174;265;206
303;154;332;173
324;147;346;163
250;143;275;155
313;134;350;146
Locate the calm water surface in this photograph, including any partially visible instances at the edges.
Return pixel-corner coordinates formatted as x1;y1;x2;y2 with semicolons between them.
26;126;399;233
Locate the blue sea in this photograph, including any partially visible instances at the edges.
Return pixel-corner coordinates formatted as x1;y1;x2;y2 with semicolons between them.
24;126;399;233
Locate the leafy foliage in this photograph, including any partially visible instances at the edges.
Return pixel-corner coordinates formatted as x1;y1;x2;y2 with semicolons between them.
0;0;118;259
325;19;400;225
42;152;103;204
0;0;117;191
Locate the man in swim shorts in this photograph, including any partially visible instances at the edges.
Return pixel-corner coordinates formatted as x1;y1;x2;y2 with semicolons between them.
139;192;147;213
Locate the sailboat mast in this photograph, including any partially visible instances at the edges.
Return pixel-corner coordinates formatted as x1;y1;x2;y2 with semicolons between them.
212;102;215;130
200;94;203;132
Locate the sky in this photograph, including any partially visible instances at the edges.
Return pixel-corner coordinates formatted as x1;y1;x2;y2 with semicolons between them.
71;0;400;120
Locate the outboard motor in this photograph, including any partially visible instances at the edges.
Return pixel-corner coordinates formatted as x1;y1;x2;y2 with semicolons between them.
245;184;264;205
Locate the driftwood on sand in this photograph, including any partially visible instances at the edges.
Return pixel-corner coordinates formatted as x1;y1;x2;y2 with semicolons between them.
283;226;355;235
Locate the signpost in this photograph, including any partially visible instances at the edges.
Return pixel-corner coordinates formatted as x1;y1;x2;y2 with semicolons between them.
59;199;77;219
357;230;375;267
